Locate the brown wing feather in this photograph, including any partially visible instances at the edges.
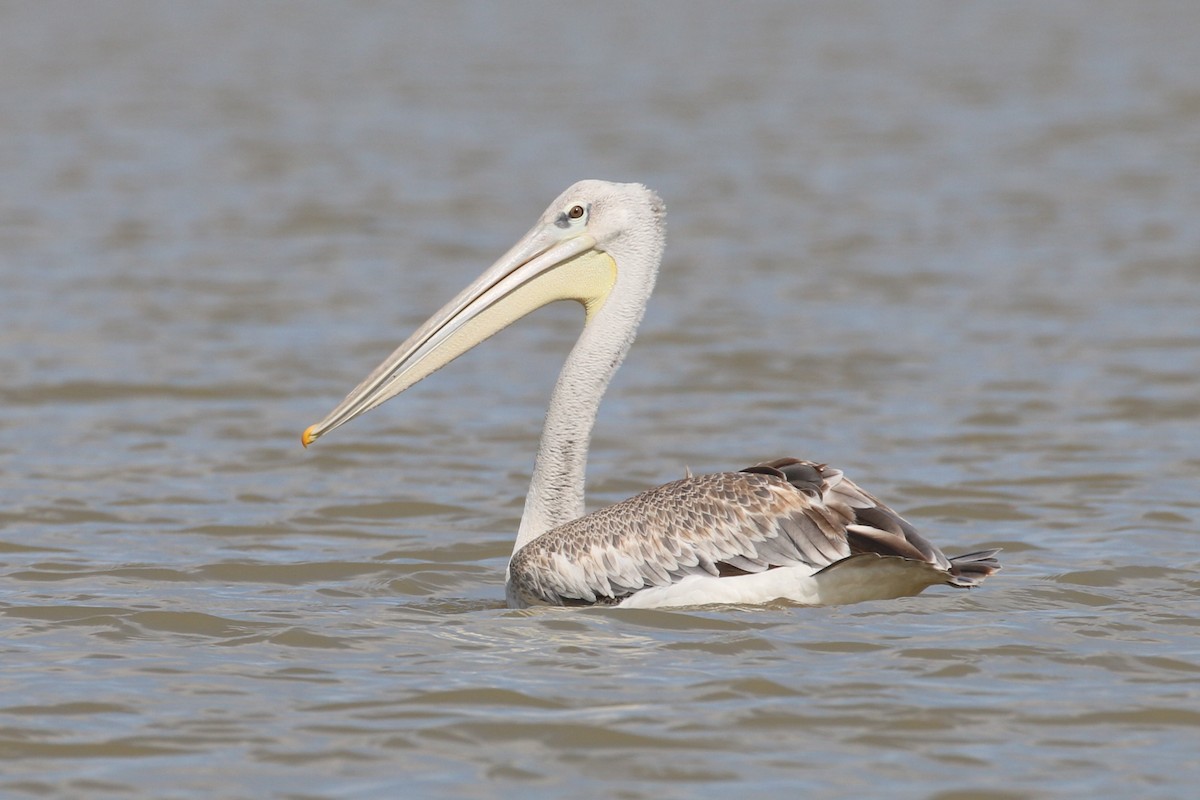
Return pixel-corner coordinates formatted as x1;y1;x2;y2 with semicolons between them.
507;457;999;606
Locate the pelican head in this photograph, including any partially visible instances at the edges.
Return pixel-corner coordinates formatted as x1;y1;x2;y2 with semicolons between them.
303;180;666;446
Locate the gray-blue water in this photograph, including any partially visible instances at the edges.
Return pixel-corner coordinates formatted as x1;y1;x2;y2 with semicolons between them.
3;2;1199;797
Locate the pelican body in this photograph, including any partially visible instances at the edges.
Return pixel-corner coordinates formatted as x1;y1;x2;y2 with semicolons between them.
303;180;999;608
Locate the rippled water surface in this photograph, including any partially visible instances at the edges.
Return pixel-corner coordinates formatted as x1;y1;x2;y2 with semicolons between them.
3;2;1199;797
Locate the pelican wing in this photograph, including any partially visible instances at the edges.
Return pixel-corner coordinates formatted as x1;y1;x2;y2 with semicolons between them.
508;458;989;606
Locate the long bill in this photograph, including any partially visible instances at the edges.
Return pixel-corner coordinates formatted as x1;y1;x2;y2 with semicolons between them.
302;224;617;447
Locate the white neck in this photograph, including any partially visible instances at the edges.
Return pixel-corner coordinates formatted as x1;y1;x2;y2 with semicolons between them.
511;296;640;554
512;236;666;555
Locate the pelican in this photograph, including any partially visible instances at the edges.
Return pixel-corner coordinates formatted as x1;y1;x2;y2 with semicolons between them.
302;180;1000;608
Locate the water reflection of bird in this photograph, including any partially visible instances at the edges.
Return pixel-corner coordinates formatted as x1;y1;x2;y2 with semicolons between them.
303;180;1000;608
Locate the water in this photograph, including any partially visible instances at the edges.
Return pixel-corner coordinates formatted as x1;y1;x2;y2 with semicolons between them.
3;2;1199;797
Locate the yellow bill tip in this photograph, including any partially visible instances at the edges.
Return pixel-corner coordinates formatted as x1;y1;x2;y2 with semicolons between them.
301;425;318;448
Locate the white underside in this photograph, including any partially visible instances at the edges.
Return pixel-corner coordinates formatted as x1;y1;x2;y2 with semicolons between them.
613;555;950;610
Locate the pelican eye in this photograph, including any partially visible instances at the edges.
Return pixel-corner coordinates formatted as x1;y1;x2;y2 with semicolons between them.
555;204;588;229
